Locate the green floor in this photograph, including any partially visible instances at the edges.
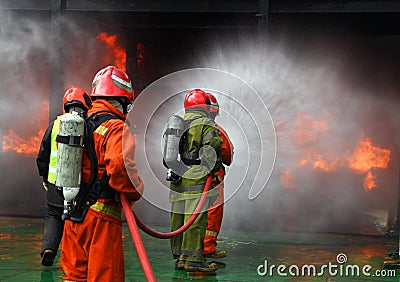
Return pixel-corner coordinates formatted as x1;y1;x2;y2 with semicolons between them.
0;216;399;281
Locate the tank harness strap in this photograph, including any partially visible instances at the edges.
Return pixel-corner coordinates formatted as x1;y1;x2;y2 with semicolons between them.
164;127;184;136
56;135;84;147
97;175;117;200
179;117;204;166
66;111;125;222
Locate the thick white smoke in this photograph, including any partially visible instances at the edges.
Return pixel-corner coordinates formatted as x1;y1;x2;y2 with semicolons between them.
0;10;122;215
132;30;400;235
195;32;400;234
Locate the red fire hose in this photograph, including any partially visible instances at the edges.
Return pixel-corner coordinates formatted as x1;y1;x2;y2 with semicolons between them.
121;174;212;280
121;193;157;282
134;174;212;239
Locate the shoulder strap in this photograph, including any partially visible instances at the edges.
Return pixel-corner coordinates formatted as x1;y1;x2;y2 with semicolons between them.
65;111;125;222
86;110;125;132
85;111;125;190
180;116;205;166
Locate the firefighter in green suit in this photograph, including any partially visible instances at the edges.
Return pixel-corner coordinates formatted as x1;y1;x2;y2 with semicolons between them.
169;89;222;272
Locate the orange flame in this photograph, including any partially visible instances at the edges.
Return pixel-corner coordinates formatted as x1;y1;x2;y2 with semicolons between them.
348;137;390;191
96;32;126;71
2;129;45;156
348;137;390;173
298;150;339;172
2;100;48;156
363;171;377;191
286;112;391;191
294;113;339;172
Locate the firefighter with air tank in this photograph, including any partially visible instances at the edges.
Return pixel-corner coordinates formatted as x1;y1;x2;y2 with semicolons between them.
36;87;92;267
38;73;232;277
163;89;226;272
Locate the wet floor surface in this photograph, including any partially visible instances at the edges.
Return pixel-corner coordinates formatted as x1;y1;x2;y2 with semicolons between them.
1;216;399;281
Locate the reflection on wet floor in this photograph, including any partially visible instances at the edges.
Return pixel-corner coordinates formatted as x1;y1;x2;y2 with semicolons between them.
1;216;399;281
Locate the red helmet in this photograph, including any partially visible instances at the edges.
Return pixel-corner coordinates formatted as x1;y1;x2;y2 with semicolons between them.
184;89;210;112
207;93;219;115
63;87;92;112
91;66;134;103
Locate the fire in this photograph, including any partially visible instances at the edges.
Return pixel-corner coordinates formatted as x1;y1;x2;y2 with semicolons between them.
285;112;391;191
2;100;48;156
294;113;339;172
298;150;339;172
2;129;45;156
363;171;377;191
96;32;126;71
348;137;390;191
348;137;390;173
280;169;297;189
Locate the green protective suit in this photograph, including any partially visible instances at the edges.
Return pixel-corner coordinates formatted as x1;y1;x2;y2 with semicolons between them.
170;109;223;262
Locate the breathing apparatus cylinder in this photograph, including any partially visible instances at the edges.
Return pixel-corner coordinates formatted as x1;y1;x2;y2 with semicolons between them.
55;112;85;219
163;115;185;167
163;115;186;183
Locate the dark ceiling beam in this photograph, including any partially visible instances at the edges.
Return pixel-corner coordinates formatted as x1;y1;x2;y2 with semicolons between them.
269;0;400;13
0;0;51;10
1;0;400;13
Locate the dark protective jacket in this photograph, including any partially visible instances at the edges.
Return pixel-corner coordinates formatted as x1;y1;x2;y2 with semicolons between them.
36;121;55;181
170;109;223;202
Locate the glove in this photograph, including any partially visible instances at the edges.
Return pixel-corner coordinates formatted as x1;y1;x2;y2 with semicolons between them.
42;181;49;191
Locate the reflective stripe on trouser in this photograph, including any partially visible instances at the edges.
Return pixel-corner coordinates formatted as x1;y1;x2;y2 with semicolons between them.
170;197;210;262
90;201;121;219
61;209;124;282
203;182;224;255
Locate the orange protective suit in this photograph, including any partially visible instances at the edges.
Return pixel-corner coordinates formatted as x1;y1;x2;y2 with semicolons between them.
203;125;233;255
62;100;144;282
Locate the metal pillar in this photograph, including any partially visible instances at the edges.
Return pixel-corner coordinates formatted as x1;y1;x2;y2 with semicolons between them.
49;0;66;122
257;0;269;41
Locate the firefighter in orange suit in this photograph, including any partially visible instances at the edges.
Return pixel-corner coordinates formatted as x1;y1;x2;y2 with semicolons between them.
61;66;144;282
202;93;234;259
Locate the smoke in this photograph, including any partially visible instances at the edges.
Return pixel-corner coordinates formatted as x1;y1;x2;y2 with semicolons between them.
131;28;400;235
0;10;123;216
0;10;50;215
0;11;50;136
193;30;400;234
